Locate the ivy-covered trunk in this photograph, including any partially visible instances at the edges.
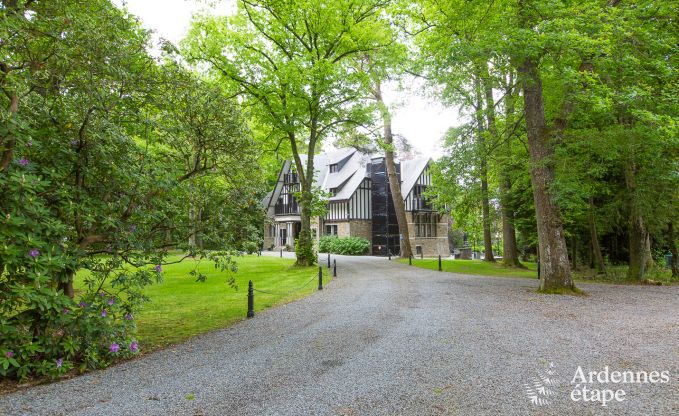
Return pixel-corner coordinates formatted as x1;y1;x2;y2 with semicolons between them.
518;56;573;291
628;209;648;280
295;179;315;266
500;180;521;267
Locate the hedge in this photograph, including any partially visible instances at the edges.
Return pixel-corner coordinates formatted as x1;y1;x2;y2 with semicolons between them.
318;235;370;255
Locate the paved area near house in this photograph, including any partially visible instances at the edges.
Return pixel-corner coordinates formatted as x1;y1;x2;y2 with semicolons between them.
1;255;678;415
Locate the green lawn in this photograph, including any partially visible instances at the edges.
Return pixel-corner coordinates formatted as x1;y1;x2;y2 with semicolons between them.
398;257;538;279
76;255;322;351
398;257;677;285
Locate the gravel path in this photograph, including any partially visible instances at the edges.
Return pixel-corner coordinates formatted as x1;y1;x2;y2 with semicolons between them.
1;255;678;415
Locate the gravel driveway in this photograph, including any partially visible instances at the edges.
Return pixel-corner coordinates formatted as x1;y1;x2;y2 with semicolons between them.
1;255;678;415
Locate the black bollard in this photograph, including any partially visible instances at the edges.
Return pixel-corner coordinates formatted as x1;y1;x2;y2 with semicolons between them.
247;280;254;318
280;248;283;258
438;255;442;272
388;251;391;261
327;252;331;268
537;259;541;279
409;255;412;266
318;266;323;290
333;259;337;277
421;251;424;260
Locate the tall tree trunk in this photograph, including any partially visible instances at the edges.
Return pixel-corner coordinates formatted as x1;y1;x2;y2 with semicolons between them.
296;184;314;265
289;122;318;266
644;232;654;271
588;198;606;274
669;222;678;278
517;56;573;290
571;235;577;270
628;209;648;280
189;206;196;247
625;156;648;280
499;71;522;267
195;208;203;249
374;81;412;258
473;72;495;262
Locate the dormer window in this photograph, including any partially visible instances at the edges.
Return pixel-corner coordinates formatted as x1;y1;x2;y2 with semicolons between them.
329;164;339;173
329;188;338;196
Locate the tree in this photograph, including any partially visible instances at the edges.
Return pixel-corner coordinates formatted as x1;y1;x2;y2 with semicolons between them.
185;0;392;266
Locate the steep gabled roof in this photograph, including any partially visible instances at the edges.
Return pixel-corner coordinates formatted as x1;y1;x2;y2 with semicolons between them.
263;149;432;211
400;158;431;198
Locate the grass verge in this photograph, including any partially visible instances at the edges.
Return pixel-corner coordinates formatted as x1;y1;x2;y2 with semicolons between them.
397;258;538;279
399;257;677;286
76;254;322;351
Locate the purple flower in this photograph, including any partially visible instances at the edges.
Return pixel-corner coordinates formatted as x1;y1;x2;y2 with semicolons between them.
18;158;29;166
109;343;120;353
26;140;33;147
129;342;139;353
62;307;70;314
29;249;40;259
56;358;63;368
124;313;133;321
6;351;13;359
129;224;137;232
99;292;105;297
70;140;79;146
79;301;88;308
108;298;115;306
101;309;107;317
155;264;162;273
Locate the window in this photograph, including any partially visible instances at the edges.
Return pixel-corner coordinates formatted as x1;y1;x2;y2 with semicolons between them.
329;188;338;196
412;184;430;210
325;224;338;236
329;164;339;173
415;213;437;237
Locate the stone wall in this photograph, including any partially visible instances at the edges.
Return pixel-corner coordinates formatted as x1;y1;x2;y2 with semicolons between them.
405;212;450;257
321;219;373;254
349;220;372;240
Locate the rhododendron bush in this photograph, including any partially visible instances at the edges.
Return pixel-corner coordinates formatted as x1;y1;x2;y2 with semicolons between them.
0;0;262;380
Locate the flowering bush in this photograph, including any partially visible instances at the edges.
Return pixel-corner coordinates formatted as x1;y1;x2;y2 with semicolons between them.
0;0;262;381
0;169;147;380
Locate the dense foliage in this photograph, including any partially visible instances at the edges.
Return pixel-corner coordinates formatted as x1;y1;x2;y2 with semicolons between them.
415;0;679;286
0;0;263;379
319;236;371;256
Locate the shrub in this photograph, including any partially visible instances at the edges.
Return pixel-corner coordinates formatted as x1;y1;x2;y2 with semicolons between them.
241;240;261;254
318;236;370;255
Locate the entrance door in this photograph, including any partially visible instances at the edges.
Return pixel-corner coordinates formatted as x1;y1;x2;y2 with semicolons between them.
279;228;287;247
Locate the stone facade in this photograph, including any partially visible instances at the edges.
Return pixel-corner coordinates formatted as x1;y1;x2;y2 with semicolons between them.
405;212;450;257
318;219;373;254
348;220;372;241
